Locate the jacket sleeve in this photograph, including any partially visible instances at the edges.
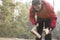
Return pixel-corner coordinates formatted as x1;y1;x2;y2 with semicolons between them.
29;7;37;25
50;17;57;29
47;4;57;29
50;9;57;29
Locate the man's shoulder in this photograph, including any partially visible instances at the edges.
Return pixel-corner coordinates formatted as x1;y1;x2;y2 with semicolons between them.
43;0;53;9
43;0;51;6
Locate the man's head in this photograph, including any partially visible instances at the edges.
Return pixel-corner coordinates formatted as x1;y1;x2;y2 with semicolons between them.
32;0;42;11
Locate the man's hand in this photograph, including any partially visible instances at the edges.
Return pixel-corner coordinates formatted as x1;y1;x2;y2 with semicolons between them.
43;28;51;35
31;23;39;31
34;23;39;27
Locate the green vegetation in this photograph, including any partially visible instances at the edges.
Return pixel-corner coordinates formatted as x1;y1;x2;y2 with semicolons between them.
0;0;34;39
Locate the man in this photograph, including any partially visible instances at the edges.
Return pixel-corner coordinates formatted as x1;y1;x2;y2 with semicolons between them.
29;0;57;40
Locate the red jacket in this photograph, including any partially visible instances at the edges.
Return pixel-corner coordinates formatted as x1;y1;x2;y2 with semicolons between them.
29;0;57;29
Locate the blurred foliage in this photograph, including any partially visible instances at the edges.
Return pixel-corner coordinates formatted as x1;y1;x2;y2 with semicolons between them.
0;0;34;39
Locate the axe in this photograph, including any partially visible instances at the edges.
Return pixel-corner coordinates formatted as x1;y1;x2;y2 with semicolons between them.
30;24;41;38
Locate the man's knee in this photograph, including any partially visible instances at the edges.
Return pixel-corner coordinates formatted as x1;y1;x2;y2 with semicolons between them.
45;34;52;40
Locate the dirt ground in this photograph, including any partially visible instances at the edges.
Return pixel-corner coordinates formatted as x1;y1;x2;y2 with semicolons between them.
0;38;57;40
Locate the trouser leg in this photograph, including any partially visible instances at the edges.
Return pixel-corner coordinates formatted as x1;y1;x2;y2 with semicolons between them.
36;18;43;40
36;26;43;40
45;18;52;40
45;34;52;40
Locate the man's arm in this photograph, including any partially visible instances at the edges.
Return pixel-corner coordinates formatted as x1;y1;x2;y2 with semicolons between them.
43;2;57;34
49;7;57;29
47;3;57;30
29;7;37;25
29;7;41;38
